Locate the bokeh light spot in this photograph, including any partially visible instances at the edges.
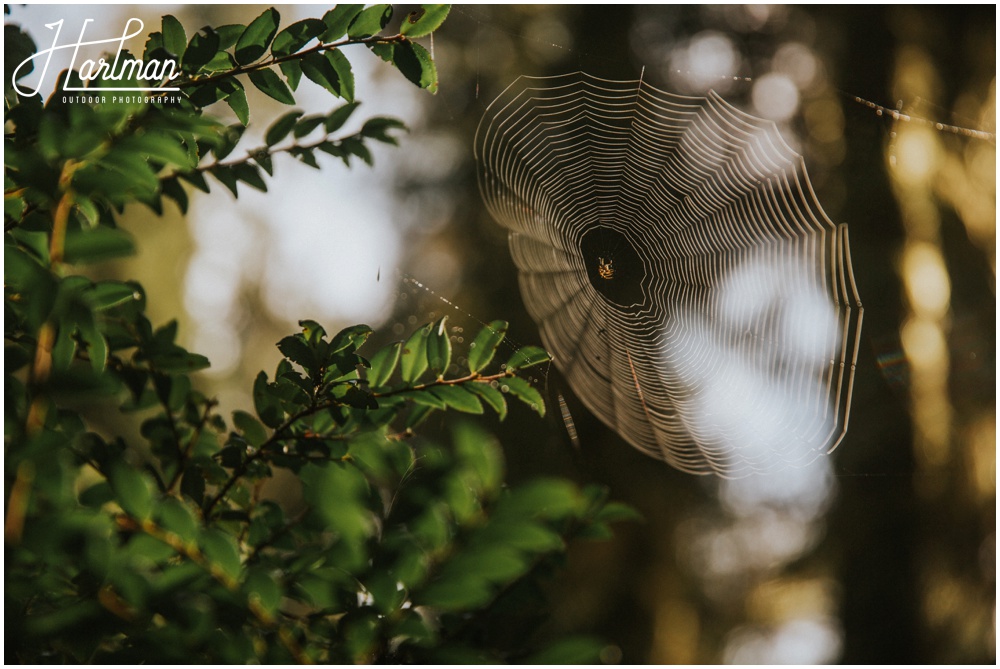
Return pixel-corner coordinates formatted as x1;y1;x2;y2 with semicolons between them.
752;73;800;121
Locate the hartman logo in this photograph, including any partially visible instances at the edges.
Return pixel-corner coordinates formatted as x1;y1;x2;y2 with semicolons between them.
11;17;180;97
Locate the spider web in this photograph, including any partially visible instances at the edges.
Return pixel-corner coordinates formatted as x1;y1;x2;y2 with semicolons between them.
475;72;864;477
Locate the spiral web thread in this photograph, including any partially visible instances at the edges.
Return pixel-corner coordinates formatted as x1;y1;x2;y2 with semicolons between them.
475;72;864;478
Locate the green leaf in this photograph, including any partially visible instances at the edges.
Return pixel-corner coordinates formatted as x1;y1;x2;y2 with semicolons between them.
254;151;274;176
244;568;282;615
471;519;563;553
454;420;504;493
126;533;177;565
144;347;211;374
326;48;355;102
300;462;372;552
595;501;644;524
500;375;545;417
400;323;431;384
271;18;325;57
209;165;239;197
145;30;167;63
440;546;526;585
293;146;321;169
301;49;353;100
161;177;189;213
233;163;267;192
179;169;210;193
400;5;451;38
505;345;551;371
404;403;435;429
200;528;242;580
5;25;36;101
321;5;364;42
161;15;187;58
72;196;100;228
87;281;140;311
265;110;303;146
400;388;446;410
367;341;401;388
248;67;295;105
500;479;580;520
301;51;343;98
79;481;114;508
233;410;268;447
201;49;237;74
78;317;108;373
235;7;280;65
361;116;407;145
6;190;26;221
347;4;392;38
299;319;327;344
463;382;507;420
576;522;614;541
248;502;286;547
215;23;246;50
157;497;198;541
183;29;220;73
417;575;492;611
330;324;373;354
426;316;452;375
253;371;284;428
294;114;326;138
51;321;77;372
226;83;250;125
467;320;507;373
368;41;394;63
187;78;239;109
429;384;482;414
214;124;246;161
107;462;152;520
63;227;136;264
325;101;360;132
118;131;195;169
392;41;438;93
277;335;318;377
280;59;302;90
341;137;372;166
525;637;606;665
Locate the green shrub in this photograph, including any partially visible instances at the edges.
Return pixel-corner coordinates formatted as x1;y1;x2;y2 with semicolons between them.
4;5;636;662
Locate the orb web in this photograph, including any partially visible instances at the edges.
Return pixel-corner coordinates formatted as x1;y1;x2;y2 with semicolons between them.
475;72;864;477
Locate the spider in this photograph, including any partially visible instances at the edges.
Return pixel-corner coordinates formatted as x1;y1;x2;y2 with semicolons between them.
597;257;615;280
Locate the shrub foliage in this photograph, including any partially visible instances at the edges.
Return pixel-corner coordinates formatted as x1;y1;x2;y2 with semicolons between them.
4;4;636;663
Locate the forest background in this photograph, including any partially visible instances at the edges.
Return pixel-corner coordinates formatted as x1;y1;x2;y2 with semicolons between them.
6;3;995;664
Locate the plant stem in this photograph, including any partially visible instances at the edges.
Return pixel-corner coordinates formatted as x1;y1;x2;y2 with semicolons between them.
169;33;407;91
203;372;516;517
372;370;514;398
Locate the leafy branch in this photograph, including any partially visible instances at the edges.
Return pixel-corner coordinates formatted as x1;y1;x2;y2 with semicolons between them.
170;32;409;91
146;4;446;127
204;317;549;519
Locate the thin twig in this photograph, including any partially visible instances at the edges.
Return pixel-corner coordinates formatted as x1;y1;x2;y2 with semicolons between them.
204;372;518;518
168;33;408;91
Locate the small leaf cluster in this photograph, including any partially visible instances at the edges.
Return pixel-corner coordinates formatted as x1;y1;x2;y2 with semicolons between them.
368;316;551;426
149;4;446;121
180;102;406;205
5;5;446;220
